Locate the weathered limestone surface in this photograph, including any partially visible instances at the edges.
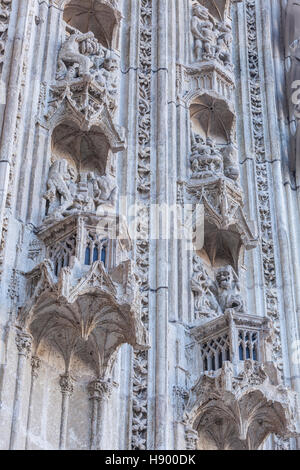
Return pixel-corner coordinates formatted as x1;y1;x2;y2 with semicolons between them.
0;0;299;450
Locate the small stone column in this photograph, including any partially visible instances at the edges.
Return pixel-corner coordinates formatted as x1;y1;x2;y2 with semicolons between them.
25;356;41;449
185;426;198;450
10;331;32;449
59;373;74;450
88;379;113;450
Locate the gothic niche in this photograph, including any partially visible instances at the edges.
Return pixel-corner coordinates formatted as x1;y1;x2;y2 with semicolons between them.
189;93;238;182
45;2;123;129
63;0;121;50
191;255;244;322
43;121;117;229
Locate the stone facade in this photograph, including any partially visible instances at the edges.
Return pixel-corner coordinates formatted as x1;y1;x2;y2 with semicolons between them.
0;0;299;450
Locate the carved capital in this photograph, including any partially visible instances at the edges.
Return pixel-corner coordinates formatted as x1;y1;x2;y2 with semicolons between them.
59;373;74;396
185;426;198;450
88;378;113;401
15;332;32;357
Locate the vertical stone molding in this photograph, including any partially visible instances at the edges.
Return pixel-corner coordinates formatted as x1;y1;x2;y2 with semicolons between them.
131;0;153;451
245;0;283;372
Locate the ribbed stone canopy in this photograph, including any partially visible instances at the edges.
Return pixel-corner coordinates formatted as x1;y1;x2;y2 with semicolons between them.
198;0;230;21
190;93;235;144
52;122;109;175
63;0;121;48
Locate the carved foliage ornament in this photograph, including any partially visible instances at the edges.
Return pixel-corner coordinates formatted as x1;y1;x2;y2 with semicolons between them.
131;0;152;451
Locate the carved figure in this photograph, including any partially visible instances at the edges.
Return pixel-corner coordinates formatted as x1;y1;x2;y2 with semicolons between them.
44;159;76;218
220;143;239;181
95;58;119;109
89;172;118;208
191;5;215;61
215;265;244;313
190;135;223;179
216;23;232;68
191;255;220;318
57;29;95;80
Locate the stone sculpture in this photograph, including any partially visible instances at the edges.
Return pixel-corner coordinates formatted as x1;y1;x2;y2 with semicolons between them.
215;265;244;313
57;29;95;80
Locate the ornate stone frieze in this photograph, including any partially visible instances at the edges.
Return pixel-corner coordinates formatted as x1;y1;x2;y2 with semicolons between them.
183;360;299;450
245;0;283;372
177;63;235;109
131;0;152;451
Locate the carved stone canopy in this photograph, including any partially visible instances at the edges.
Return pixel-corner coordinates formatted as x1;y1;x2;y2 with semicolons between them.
63;0;121;49
190;92;235;144
19;258;149;378
52;122;110;176
194;0;240;22
188;177;257;269
184;361;299;450
46;81;126;152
